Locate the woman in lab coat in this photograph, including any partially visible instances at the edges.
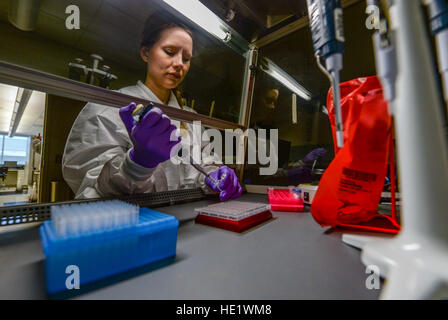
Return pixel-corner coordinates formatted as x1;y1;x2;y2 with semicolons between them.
62;14;243;201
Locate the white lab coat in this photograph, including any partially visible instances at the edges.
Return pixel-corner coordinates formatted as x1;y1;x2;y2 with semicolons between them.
62;81;220;199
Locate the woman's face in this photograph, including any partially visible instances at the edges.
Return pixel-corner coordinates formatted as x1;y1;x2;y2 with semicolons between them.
141;27;193;90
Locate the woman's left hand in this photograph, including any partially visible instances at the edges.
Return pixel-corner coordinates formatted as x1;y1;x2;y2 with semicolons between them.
205;166;243;202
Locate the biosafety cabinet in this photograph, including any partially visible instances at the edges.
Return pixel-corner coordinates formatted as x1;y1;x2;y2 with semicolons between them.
0;0;447;300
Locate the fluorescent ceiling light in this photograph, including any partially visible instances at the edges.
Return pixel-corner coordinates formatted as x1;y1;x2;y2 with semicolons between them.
262;59;312;101
0;84;20;132
163;0;231;42
8;87;21;135
9;88;33;137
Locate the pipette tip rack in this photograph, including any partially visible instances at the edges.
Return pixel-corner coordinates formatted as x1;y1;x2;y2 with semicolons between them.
267;188;304;212
40;200;179;295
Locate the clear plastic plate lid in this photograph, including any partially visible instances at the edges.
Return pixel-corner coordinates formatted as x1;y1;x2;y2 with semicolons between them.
195;201;271;221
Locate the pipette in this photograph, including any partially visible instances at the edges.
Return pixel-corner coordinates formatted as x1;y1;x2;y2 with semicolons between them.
307;0;345;147
189;155;225;192
368;0;397;113
131;102;155;125
428;0;448;106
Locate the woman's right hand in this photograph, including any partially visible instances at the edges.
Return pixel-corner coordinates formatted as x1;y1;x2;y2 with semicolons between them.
119;102;181;168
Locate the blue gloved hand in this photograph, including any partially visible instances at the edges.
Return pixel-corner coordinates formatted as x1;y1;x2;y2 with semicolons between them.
119;102;181;168
301;148;327;164
205;166;243;202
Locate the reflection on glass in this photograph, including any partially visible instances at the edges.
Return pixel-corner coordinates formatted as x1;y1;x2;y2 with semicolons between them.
244;55;334;186
259;57;312;101
244;1;377;187
243;71;333;187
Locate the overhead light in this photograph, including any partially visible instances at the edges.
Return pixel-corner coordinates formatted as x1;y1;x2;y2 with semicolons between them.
9;88;33;137
163;0;232;42
261;59;312;101
8;0;43;31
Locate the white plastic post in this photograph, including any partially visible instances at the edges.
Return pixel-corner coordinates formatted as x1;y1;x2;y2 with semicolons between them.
359;0;448;299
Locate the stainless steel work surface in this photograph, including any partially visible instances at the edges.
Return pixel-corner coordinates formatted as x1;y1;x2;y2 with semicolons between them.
0;193;381;299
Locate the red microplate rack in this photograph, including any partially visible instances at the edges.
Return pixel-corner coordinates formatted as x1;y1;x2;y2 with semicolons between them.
194;201;272;233
267;188;304;212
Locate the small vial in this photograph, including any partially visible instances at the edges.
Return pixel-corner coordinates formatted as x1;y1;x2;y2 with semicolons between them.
288;186;295;197
293;188;302;199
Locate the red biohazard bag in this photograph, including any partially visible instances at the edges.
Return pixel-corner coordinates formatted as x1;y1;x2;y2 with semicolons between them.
310;76;400;233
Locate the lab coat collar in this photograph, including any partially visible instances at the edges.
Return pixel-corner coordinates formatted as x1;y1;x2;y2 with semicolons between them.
136;80;181;109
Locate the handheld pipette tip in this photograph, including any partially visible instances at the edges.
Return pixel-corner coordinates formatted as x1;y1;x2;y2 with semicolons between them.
336;130;344;148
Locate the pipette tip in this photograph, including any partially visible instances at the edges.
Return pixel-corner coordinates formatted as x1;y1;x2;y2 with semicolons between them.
336;131;344;148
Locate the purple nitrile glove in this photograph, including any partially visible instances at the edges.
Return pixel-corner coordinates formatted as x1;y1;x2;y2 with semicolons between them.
205;166;243;202
301;148;327;164
119;102;181;168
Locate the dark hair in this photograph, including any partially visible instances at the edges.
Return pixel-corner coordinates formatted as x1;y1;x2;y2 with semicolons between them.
141;11;193;109
141;11;194;50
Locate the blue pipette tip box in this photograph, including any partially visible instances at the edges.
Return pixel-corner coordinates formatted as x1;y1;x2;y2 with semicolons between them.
39;207;179;295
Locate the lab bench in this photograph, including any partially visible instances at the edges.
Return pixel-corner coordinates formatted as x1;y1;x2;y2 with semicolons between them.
0;193;381;300
0;167;25;188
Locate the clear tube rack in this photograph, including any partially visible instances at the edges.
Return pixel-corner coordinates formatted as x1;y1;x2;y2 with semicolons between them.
194;201;272;233
195;201;271;221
